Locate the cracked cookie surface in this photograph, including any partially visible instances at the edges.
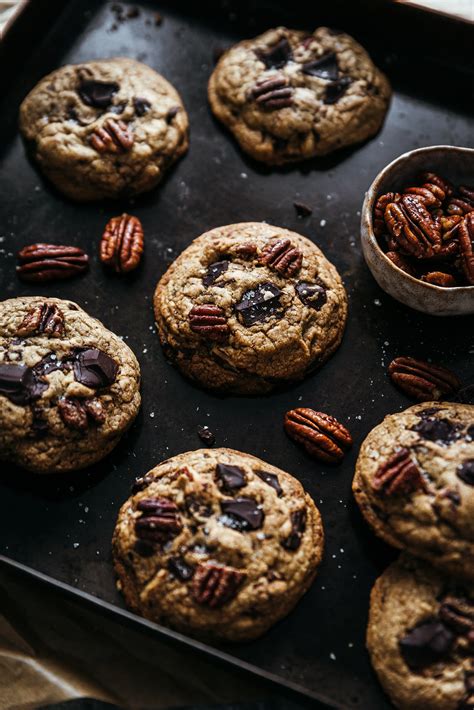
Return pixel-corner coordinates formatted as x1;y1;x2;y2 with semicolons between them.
353;402;474;580
0;296;141;473
112;448;323;641
208;26;391;164
367;554;474;710
153;222;347;394
19;57;189;201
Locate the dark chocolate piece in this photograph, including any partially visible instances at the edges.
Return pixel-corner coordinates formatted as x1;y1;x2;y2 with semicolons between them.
293;201;313;217
73;348;118;388
295;281;327;310
216;463;246;492
78;79;119;108
324;77;351;104
302;52;338;81
133;97;151;116
197;425;215;446
457;460;474;486
203;260;230;286
411;417;460;445
220;497;264;531
256;470;282;496
257;38;292;69
399;619;455;670
235;282;283;327
168;556;195;581
281;509;307;550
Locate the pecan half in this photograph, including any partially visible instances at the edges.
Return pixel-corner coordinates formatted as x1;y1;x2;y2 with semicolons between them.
404;183;445;208
284;408;352;463
439;596;474;636
388;356;461;401
373;193;401;237
419;172;454;199
17;302;65;338
458;213;474;285
421;271;457;287
384;195;441;258
373;448;425;496
100;214;144;273
447;197;474;216
90;118;134;153
135;497;182;541
192;562;246;608
250;75;293;110
189;304;229;341
234;242;258;259
385;251;416;276
17;244;89;283
259;238;303;276
57;396;105;431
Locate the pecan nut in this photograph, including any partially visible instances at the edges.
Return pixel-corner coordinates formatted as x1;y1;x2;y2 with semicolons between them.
17;302;65;338
250;75;293;110
419;172;454;199
17;244;89;283
373;192;401;237
189;304;230;341
192;562;246;608
439;596;474;636
90;118;134;153
447;196;474;216
404;182;445;208
388;356;461;401
421;271;457;287
259;238;303;277
100;213;144;273
384;195;441;258
385;251;416;276
373;448;425;496
458;213;474;285
58;396;105;431
135;497;182;541
284;408;352;463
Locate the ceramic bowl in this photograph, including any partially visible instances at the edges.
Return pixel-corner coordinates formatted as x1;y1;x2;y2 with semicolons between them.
361;145;474;316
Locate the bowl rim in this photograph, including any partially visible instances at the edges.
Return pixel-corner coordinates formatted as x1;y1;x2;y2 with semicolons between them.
363;144;474;294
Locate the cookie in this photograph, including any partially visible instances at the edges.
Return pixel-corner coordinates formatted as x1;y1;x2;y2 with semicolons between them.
0;297;141;473
208;26;390;164
19;58;189;201
353;402;474;580
112;448;323;641
153;222;347;394
367;554;474;710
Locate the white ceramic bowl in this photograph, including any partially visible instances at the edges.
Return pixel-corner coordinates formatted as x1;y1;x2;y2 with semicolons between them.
361;145;474;316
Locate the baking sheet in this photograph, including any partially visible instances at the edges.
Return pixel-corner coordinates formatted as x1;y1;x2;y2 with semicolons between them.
0;1;472;708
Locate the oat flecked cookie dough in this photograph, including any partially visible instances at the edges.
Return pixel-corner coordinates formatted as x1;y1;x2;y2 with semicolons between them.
153;222;347;394
0;297;141;473
208;26;391;164
353;402;474;580
112;448;324;641
19;58;189;201
367;555;474;710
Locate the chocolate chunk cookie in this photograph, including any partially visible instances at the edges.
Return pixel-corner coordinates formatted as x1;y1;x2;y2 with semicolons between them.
353;403;474;580
19;58;189;201
153;222;347;394
112;448;323;641
208;26;390;164
367;554;474;710
0;297;141;473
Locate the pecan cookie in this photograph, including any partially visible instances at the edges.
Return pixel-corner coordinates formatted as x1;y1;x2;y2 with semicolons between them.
112;448;323;641
208;26;390;164
19;58;189;201
367;554;474;710
0;297;141;473
153;222;347;394
353;403;474;580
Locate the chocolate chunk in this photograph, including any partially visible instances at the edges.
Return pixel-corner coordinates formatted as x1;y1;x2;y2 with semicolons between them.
399;619;455;670
256;470;282;496
203;260;229;286
295;281;327;310
457;460;474;486
168;556;195;581
281;509;307;550
0;363;47;405
78;79;119;108
220;497;264;531
133;97;151;116
166;106;180;123
33;352;68;378
293;201;312;217
185;495;212;519
257;38;292;69
302;52;338;81
73;348;118;388
197;425;215;446
31;406;49;436
133;540;155;557
411;417;460;444
235;282;283;327
324;77;351;104
216;463;246;492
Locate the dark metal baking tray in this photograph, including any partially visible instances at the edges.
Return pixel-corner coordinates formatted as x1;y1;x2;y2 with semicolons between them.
0;1;472;708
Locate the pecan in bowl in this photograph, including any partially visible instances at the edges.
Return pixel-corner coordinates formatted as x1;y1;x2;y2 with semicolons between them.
361;145;474;315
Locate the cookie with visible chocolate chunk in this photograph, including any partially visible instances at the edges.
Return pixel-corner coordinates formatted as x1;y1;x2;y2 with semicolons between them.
367;554;474;710
0;296;141;473
208;26;390;164
19;57;189;201
153;222;347;394
112;448;323;641
353;402;474;580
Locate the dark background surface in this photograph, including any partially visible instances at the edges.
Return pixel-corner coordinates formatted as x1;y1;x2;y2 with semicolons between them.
0;1;472;709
